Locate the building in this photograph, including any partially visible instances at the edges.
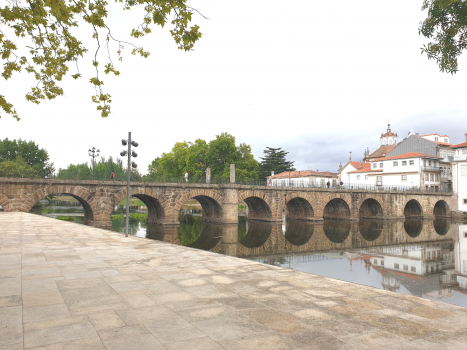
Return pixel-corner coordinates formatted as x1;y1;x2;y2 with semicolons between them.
450;134;467;212
363;124;398;162
338;161;372;185
267;170;338;187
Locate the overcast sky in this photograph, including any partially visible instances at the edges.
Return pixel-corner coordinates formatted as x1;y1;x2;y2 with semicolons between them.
1;0;467;176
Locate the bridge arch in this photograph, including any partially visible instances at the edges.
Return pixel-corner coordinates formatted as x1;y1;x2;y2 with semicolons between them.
21;185;97;225
359;198;383;218
404;199;423;218
113;188;167;225
286;197;314;221
238;190;277;221
433;200;449;217
323;198;350;220
175;189;223;223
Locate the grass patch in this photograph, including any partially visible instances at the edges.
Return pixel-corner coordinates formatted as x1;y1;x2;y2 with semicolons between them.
42;208;54;213
111;213;147;223
238;204;246;209
56;216;75;222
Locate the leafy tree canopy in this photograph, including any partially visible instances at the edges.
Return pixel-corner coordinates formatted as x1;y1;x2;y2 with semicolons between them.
258;147;295;179
0;0;204;120
420;0;467;73
0;156;43;178
58;155;141;181
0;138;54;177
147;133;259;182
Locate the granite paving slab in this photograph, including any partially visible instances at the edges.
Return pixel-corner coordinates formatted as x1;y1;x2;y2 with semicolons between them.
1;212;467;349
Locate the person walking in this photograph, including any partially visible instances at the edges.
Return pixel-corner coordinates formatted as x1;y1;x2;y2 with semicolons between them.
109;171;115;181
326;181;330;188
184;171;188;183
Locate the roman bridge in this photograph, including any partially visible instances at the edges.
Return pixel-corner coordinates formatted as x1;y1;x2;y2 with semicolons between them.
0;178;456;229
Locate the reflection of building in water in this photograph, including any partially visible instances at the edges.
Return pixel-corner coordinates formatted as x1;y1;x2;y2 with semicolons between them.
455;224;467;291
363;242;456;297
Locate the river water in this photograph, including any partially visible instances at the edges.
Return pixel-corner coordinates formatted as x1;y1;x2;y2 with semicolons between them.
31;200;467;308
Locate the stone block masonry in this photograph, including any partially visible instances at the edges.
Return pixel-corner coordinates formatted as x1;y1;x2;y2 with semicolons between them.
0;212;466;349
0;178;456;229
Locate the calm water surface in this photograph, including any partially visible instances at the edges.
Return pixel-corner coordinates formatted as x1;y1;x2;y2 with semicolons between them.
32;200;467;307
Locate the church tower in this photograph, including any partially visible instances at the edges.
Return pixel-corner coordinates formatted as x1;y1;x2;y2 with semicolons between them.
380;123;398;146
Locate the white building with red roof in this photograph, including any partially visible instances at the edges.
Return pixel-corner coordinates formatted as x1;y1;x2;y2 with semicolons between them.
267;170;338;188
450;133;467;212
344;152;443;190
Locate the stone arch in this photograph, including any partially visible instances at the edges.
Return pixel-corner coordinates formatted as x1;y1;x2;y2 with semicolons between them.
0;194;9;211
323;219;350;243
112;187;168;225
175;189;223;223
323;198;351;220
20;185;97;225
284;221;314;246
359;198;383;218
433;200;449;217
404;199;423;218
238;191;277;221
286;197;314;221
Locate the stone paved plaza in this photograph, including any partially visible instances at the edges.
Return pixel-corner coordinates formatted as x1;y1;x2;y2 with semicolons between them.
1;212;467;349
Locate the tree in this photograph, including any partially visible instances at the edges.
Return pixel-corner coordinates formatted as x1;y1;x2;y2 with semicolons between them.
0;157;43;178
420;0;467;73
0;138;54;177
0;0;204;120
258;147;295;179
146;133;259;182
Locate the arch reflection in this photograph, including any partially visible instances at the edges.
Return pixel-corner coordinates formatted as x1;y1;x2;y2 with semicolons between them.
359;220;383;241
404;218;423;237
238;219;272;248
323;219;350;243
284;221;314;246
178;215;222;250
433;217;450;236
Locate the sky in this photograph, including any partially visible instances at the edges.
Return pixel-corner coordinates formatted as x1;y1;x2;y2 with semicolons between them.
1;0;467;176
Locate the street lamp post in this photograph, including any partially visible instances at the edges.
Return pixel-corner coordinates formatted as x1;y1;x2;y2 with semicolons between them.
88;147;100;180
120;132;139;237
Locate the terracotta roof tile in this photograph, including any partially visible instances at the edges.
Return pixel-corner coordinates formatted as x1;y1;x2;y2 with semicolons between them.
370;152;440;162
349;161;371;170
419;133;449;137
450;142;467;148
367;145;396;159
435;142;453;146
268;170;337;179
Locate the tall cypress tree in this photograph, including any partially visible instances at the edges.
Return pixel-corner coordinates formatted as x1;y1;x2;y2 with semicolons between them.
259;147;295;179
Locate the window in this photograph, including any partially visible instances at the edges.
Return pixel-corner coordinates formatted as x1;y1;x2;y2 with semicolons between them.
374;259;377;264
381;260;384;266
372;163;377;169
463;149;467;155
428;160;432;166
401;175;407;181
357;175;361;180
389;139;393;145
444;138;448;143
402;161;407;166
435;174;439;181
427;252;431;259
393;161;398;166
409;160;414;165
435;137;439;141
463;199;467;204
411;266;416;272
464;232;467;238
383;139;387;145
430;174;434;181
394;263;399;269
380;163;383;168
403;265;408;271
365;175;368;180
376;176;382;186
425;174;429;181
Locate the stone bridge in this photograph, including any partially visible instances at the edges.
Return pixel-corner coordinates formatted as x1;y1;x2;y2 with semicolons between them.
0;178;456;229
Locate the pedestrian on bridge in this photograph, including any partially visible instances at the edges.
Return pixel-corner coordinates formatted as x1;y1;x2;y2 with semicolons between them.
184;171;188;183
109;171;115;181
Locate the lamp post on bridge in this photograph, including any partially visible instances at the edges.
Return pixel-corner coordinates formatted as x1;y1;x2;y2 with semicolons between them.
88;147;100;180
120;132;139;238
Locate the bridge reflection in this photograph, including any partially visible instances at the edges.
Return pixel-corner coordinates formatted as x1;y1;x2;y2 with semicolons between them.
141;216;457;259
